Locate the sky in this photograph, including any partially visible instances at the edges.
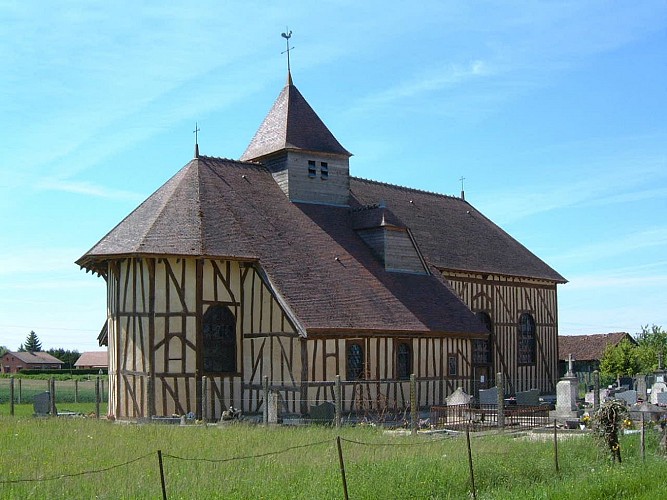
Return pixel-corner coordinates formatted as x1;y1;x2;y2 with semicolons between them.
1;1;666;352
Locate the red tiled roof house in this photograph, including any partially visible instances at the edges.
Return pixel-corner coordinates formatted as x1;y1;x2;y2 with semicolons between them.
74;351;108;370
558;332;636;385
1;351;64;374
77;70;566;420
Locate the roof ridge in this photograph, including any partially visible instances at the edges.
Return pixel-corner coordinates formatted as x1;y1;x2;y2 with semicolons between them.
351;176;464;201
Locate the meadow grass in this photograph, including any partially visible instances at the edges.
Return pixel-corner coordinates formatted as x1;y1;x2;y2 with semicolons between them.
0;417;666;499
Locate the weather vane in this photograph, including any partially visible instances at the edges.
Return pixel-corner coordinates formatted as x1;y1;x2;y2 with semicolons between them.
281;28;294;74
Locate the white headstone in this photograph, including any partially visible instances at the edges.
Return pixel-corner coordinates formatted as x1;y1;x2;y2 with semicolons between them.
446;387;472;406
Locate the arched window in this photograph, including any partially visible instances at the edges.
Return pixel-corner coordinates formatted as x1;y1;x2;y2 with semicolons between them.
396;342;412;380
346;342;364;380
518;313;536;365
473;312;493;365
202;305;236;373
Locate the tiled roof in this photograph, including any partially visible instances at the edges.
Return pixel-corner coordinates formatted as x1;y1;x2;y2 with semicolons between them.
558;332;636;362
350;178;566;282
5;351;63;365
74;351;108;368
240;81;351;161
78;156;487;337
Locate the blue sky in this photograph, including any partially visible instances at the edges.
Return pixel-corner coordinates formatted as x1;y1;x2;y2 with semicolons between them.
1;1;666;351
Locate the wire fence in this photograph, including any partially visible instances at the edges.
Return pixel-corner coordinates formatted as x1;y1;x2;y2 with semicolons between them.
1;425;665;499
0;376;108;417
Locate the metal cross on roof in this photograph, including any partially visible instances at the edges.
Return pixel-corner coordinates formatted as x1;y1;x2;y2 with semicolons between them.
193;122;200;158
281;28;294;74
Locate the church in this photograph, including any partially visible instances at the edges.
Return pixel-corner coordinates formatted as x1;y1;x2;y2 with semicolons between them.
77;69;566;420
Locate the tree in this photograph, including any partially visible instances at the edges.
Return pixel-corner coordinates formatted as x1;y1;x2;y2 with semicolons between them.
0;345;8;357
23;331;42;352
599;338;640;380
635;324;667;373
47;348;81;369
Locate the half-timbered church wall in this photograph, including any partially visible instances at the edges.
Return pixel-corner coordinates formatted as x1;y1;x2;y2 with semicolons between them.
443;271;558;394
107;256;301;419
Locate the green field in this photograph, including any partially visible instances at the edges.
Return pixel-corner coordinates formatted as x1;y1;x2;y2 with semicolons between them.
0;377;108;405
0;417;666;499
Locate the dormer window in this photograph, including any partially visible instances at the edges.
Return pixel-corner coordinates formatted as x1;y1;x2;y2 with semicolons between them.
320;162;329;179
308;160;316;178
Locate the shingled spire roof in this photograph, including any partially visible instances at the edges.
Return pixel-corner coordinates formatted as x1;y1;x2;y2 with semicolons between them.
240;77;351;161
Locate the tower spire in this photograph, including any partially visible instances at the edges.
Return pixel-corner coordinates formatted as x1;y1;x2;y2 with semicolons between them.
281;28;294;85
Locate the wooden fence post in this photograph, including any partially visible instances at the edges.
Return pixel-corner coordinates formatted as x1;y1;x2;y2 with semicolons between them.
157;449;168;500
335;375;342;428
95;376;100;419
201;376;208;422
50;378;57;417
263;376;269;425
466;425;477;500
101;379;105;403
496;372;504;429
336;436;349;500
10;377;15;416
553;419;559;473
640;412;646;461
410;374;417;435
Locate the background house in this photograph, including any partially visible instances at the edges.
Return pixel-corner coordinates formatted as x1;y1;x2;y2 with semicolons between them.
558;332;636;385
74;351;108;370
1;351;64;373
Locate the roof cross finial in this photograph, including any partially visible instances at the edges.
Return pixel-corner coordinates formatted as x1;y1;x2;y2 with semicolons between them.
281;28;294;84
193;122;200;159
459;176;466;200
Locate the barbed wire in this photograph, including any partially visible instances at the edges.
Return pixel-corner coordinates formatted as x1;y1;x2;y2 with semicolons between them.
0;451;154;484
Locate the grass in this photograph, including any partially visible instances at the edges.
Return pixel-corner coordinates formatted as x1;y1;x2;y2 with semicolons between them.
0;418;666;499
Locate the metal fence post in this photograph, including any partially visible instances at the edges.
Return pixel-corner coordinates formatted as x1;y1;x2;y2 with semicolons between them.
74;379;78;404
593;370;600;411
496;372;504;429
335;375;342;428
18;378;22;405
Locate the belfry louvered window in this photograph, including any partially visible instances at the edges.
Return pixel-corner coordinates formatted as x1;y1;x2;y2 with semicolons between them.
518;313;536;365
308;160;316;178
203;305;237;373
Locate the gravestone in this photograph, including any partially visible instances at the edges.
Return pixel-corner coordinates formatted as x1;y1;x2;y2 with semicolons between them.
615;390;637;406
550;355;580;423
515;389;540;406
479;387;498;405
636;376;647;401
33;392;52;416
446;387;472;406
310;401;335;423
650;380;667;405
267;391;279;424
657;392;667;406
